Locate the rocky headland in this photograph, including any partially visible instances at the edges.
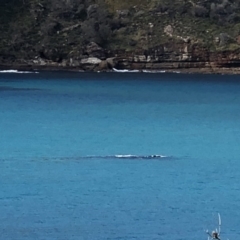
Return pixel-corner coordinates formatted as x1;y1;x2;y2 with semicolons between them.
2;0;240;73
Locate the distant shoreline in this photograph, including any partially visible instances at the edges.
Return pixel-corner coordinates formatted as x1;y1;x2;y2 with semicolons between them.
1;63;240;75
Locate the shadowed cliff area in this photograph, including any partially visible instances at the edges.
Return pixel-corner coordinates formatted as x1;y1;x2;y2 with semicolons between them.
1;0;240;72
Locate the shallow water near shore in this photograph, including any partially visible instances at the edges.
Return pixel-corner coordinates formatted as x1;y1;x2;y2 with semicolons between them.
1;71;240;240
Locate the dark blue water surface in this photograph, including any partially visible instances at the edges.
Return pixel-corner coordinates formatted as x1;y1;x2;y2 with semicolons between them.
1;71;240;240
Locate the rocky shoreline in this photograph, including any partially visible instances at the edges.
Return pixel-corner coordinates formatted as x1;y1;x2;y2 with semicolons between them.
1;63;240;75
1;41;240;75
1;61;240;75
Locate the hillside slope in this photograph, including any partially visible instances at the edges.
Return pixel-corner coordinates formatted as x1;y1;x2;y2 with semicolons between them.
1;0;240;72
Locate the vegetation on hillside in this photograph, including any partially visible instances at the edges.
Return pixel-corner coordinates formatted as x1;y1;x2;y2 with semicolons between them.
1;0;240;63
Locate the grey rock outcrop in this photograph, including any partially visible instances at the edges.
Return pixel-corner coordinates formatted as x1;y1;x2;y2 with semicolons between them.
85;42;106;59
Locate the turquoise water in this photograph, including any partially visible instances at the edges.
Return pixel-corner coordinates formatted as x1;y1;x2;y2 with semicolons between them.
0;72;240;240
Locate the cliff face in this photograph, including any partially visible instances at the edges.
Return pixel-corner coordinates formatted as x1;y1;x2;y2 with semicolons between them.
1;0;240;72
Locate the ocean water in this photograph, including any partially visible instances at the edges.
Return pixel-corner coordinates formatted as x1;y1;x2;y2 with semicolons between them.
0;71;240;240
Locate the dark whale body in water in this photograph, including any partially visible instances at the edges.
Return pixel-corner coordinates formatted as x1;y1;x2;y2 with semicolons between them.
80;154;169;160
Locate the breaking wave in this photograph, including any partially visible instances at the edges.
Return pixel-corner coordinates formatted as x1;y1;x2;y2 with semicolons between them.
112;68;140;73
143;70;181;73
112;68;181;74
142;70;166;73
0;70;39;74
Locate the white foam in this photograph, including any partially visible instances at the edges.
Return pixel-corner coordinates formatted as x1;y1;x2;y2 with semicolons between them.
0;70;39;73
114;154;137;158
112;68;139;73
155;155;168;158
142;70;166;73
113;69;177;73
